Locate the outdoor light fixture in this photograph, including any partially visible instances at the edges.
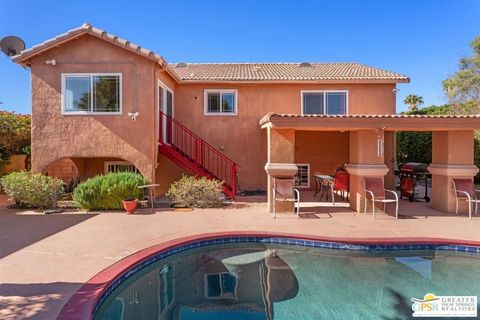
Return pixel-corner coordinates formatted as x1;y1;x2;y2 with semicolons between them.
128;112;139;121
45;59;56;66
392;88;399;93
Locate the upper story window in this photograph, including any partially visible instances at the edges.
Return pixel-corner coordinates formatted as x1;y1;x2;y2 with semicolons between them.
62;73;122;114
204;89;237;115
301;91;347;115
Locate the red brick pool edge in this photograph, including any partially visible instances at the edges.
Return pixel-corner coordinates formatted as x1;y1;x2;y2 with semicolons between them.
56;231;480;320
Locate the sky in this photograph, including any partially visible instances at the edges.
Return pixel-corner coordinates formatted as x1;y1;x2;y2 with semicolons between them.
0;0;479;114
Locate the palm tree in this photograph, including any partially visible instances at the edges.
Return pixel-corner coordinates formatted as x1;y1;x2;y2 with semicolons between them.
403;94;424;111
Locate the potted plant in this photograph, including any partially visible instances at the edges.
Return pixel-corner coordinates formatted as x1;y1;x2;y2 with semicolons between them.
122;187;138;214
122;197;138;214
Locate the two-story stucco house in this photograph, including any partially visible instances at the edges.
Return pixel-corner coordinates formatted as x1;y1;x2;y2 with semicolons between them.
12;23;480;213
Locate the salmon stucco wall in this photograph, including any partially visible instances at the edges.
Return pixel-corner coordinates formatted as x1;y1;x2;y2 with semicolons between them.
27;33;397;193
28;34;172;182
294;131;350;190
155;155;186;195
173;82;395;190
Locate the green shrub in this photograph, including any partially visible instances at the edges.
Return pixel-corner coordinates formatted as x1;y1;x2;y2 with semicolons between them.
0;111;31;166
166;175;224;208
0;171;65;208
396;131;432;165
73;172;147;210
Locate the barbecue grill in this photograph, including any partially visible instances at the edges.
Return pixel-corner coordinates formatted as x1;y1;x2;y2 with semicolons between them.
394;162;432;202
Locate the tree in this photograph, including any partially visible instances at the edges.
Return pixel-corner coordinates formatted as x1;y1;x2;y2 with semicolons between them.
0;111;31;162
396;131;432;164
397;104;480;182
403;94;424;111
443;35;480;105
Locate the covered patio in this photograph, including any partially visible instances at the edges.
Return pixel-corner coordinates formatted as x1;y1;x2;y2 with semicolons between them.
1;192;480;319
260;113;480;215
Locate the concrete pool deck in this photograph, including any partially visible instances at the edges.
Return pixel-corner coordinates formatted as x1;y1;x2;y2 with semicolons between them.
1;192;480;319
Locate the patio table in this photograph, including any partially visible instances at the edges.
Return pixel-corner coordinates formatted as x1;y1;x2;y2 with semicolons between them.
138;184;160;209
313;174;334;201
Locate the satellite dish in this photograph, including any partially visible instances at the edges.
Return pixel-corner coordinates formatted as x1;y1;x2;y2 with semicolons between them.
0;36;26;57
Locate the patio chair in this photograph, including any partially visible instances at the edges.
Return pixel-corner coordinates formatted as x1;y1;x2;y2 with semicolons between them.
330;170;349;205
451;178;480;220
363;177;398;220
272;178;300;219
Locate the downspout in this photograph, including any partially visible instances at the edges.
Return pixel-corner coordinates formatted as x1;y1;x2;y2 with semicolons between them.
152;62;157;183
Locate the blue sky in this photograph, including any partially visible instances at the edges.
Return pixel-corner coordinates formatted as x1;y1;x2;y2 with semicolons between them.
0;0;479;114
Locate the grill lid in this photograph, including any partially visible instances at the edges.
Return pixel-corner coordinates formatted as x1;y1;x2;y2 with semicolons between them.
399;162;429;173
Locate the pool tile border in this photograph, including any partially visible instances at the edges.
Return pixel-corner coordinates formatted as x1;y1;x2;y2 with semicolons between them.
57;232;480;320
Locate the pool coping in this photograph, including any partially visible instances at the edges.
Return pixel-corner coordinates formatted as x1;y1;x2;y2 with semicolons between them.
56;231;480;320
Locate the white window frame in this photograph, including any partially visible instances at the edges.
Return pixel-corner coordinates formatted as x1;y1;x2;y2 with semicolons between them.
204;89;238;116
300;90;348;115
112;298;125;319
104;161;138;174
158;264;174;316
157;80;174;144
61;73;122;115
295;163;310;188
203;272;238;300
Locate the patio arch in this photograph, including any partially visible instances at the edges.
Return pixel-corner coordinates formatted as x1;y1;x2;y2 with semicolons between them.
43;158;80;182
34;153;154;183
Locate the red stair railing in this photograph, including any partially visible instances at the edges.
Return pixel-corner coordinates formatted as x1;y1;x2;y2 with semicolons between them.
159;111;239;195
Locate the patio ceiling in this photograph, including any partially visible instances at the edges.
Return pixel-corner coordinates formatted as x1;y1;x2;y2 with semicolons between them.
259;113;480;131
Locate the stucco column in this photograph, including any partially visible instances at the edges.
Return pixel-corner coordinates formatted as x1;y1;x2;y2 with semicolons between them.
346;130;389;212
429;131;479;213
265;128;296;212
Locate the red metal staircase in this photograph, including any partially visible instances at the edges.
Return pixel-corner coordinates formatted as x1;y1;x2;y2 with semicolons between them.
158;112;239;197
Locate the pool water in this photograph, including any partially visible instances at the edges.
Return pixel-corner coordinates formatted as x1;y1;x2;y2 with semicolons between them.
94;243;480;320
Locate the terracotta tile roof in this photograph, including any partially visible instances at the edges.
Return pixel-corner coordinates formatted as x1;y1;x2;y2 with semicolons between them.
12;23;168;67
259;113;480;126
12;23;408;84
170;62;409;83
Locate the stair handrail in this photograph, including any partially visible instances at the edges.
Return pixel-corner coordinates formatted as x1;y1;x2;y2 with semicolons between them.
159;111;239;194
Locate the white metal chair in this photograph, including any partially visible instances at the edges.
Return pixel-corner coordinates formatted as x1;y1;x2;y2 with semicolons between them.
451;178;480;220
363;177;398;220
272;178;300;218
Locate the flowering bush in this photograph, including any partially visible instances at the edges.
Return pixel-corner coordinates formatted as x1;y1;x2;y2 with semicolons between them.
0;111;31;157
0;111;31;175
166;175;224;208
0;171;65;208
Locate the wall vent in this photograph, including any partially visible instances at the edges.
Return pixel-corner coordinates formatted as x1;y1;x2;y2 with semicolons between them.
299;62;313;68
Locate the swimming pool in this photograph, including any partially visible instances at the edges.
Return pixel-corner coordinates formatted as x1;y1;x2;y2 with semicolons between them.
91;236;480;320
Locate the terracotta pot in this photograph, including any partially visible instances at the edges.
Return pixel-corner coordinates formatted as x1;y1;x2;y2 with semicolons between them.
122;199;138;214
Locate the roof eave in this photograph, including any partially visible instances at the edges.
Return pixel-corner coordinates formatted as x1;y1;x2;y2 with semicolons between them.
12;24;172;73
260;114;480;130
177;78;410;84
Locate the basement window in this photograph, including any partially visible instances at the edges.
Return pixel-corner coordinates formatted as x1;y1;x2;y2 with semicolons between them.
62;73;122;114
104;161;139;174
204;89;237;115
295;164;310;188
302;91;347;115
